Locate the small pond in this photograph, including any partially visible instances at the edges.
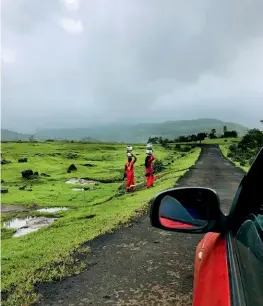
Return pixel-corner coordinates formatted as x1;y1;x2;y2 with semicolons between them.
66;178;98;185
37;207;68;213
4;216;57;238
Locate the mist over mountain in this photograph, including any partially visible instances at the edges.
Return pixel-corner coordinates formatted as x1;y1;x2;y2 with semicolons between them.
2;118;248;143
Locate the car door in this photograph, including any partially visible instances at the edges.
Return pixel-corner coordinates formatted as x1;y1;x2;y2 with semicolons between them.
226;148;263;306
193;232;230;306
227;209;263;306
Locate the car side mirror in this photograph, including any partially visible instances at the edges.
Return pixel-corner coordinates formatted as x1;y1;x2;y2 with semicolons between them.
149;187;224;233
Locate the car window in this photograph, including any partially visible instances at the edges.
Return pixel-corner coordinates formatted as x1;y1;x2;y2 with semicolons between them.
235;217;263;306
228;148;263;231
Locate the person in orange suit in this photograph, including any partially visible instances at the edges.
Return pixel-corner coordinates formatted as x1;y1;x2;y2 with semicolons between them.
124;153;137;192
145;154;155;188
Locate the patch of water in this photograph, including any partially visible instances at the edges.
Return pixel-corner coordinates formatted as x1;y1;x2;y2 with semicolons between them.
72;188;84;191
4;216;57;238
66;178;98;185
14;227;40;237
37;207;68;213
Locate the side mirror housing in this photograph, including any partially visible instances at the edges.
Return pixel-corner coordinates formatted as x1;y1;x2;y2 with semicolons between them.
149;187;225;233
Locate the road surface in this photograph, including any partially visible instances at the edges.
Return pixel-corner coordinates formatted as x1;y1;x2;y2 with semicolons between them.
38;146;245;306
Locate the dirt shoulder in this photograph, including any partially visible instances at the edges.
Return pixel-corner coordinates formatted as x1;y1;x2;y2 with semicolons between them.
38;146;244;306
1;204;25;214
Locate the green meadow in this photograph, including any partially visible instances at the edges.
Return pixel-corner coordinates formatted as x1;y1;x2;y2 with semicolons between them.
1;142;200;305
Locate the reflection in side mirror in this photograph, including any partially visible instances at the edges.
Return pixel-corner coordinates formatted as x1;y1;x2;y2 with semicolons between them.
159;195;208;230
152;187;221;231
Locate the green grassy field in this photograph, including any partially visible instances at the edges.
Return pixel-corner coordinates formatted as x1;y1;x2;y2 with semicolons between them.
202;137;241;145
173;137;241;145
1;142;200;305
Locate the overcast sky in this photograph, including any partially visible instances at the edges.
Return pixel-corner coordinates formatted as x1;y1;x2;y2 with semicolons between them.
1;0;263;133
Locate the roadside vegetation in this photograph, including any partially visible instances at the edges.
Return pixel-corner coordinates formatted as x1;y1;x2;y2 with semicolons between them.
1;142;200;305
220;128;263;172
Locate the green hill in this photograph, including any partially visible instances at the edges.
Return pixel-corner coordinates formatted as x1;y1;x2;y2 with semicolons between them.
34;118;248;143
1;129;99;143
1;129;30;141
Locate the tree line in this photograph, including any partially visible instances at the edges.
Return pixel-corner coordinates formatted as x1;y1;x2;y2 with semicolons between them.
148;126;238;145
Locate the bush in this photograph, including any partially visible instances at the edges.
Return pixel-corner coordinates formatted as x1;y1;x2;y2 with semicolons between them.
180;146;191;153
238;129;263;150
153;159;165;173
229;144;238;152
227;152;234;158
240;160;246;167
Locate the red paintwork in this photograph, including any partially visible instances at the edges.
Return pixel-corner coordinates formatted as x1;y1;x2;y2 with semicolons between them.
159;218;230;305
159;217;194;229
193;233;230;306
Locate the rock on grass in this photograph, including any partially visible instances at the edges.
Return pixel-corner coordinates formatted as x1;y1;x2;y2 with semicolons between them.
67;164;77;173
18;158;28;163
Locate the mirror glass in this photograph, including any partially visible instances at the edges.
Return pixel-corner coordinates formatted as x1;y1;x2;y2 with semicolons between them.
158;188;213;230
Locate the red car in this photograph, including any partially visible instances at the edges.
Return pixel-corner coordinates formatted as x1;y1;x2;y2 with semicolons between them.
150;148;263;306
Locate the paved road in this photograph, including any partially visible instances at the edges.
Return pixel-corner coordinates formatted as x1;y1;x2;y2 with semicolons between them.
39;146;245;306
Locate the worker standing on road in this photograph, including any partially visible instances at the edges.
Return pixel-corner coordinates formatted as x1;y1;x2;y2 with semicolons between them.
145;152;155;188
124;152;137;192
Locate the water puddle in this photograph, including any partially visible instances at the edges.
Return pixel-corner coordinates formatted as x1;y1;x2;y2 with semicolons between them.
66;178;98;185
72;188;84;191
4;216;57;237
37;207;68;213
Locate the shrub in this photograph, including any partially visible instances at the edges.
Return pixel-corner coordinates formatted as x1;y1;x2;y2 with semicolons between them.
227;152;234;158
229;144;238;152
153;159;165;173
180;146;191;153
240;160;246;167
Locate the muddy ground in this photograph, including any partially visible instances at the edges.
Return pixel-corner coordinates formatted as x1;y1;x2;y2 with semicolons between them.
1;204;25;214
38;146;245;306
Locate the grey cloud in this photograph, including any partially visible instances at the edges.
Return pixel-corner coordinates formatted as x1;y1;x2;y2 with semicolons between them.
1;0;263;132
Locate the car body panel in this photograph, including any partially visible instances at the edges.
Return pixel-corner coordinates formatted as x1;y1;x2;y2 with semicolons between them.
193;233;230;306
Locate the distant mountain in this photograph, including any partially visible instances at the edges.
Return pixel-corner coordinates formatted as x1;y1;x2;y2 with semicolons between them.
1;129;99;143
80;137;101;143
34;118;248;143
1;129;30;141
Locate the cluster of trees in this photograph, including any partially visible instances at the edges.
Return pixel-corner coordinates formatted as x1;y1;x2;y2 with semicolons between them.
148;126;238;145
227;129;263;167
